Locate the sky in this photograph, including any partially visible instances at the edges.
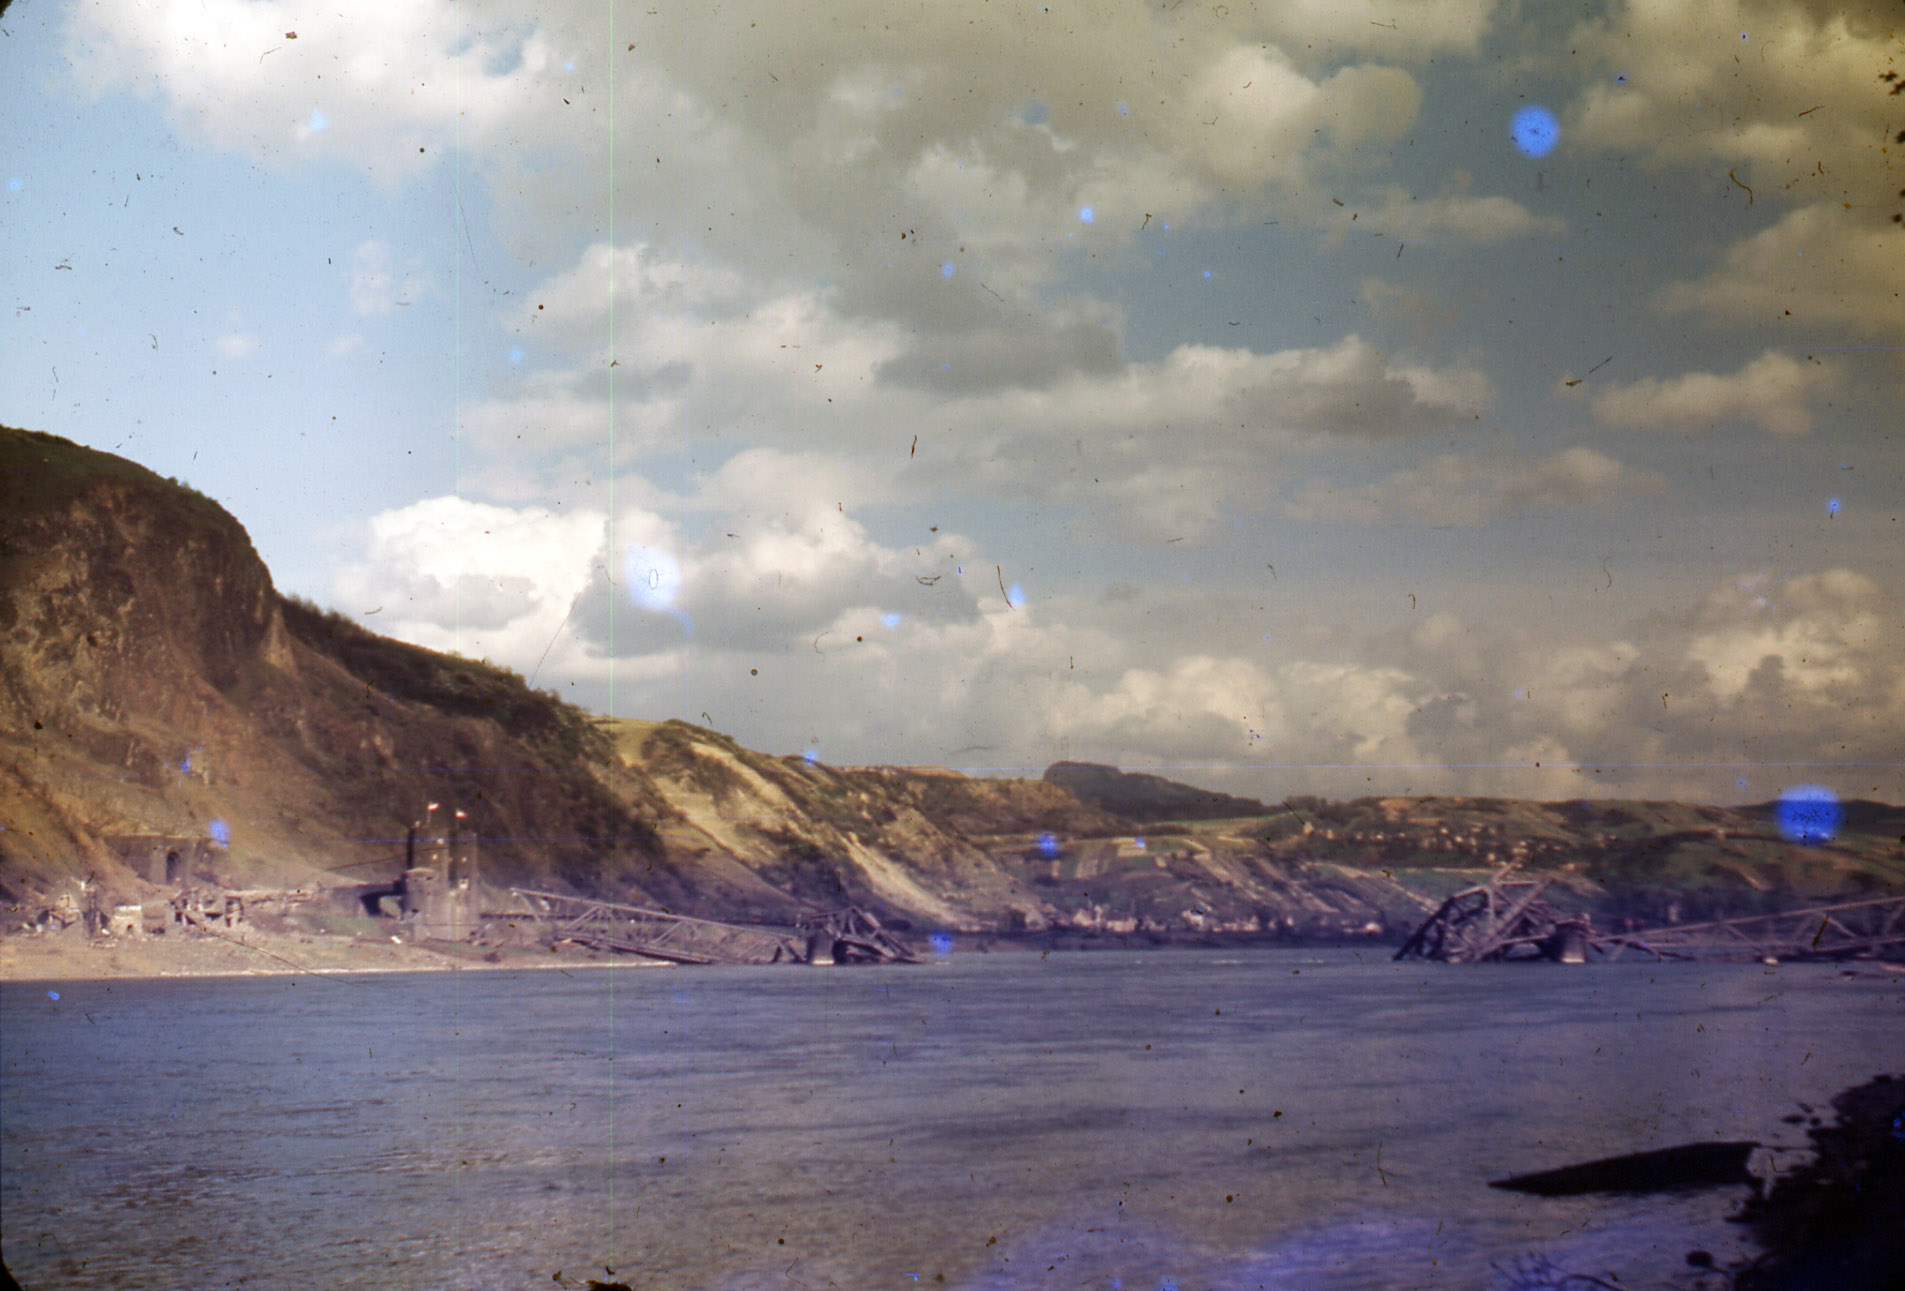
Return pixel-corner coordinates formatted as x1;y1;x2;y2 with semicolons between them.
3;0;1901;805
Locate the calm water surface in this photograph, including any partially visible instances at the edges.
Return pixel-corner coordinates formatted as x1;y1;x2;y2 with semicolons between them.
4;948;1902;1290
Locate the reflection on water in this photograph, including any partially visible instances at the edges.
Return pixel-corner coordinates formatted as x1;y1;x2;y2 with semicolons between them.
3;950;1901;1289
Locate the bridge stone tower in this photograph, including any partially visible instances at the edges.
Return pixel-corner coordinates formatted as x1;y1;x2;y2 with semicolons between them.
401;807;479;940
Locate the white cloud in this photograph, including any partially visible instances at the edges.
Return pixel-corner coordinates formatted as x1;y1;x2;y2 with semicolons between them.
215;333;260;360
677;517;978;654
1564;0;1899;197
1559;2;1905;338
67;0;564;184
1175;48;1421;188
1357;187;1564;242
1586;349;1840;435
1684;569;1888;700
693;447;889;518
337;460;986;676
460;241;1504;538
1250;0;1502;58
896;138;1200;275
329;477;1905;799
65;0;1501;290
931;334;1497;537
1049;655;1287;763
1369;566;1905;800
506;242;740;361
457;379;686;460
332;496;609;666
1655;205;1905;338
1284;447;1662;526
347;240;433;316
47;0;1903;808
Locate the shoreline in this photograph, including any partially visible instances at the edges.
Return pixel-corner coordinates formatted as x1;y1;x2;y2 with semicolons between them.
0;922;1404;984
10;926;1901;985
0;927;673;983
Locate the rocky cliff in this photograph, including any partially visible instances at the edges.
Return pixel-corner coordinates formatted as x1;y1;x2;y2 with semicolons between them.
0;426;672;907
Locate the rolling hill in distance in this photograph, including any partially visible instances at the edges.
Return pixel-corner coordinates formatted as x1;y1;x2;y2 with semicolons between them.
4;424;1902;944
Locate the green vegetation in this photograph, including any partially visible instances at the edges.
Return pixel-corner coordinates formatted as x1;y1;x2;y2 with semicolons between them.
1;426;246;584
1;425;171;512
280;595;606;767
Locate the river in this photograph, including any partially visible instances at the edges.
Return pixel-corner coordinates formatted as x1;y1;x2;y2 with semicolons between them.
3;948;1901;1289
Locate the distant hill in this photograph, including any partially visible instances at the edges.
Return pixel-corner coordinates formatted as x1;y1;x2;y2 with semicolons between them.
1043;761;1272;821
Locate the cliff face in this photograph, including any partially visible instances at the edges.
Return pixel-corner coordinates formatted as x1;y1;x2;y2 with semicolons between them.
0;468;281;711
0;426;666;904
600;718;1133;928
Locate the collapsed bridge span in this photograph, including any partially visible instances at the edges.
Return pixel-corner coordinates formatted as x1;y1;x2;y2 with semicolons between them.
1395;875;1905;965
1606;894;1905;963
505;890;918;965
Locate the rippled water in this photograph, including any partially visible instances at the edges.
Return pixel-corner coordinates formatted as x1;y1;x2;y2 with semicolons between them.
4;948;1901;1290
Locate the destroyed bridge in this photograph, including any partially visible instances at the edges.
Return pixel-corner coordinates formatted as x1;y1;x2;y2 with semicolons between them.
504;890;920;966
1395;873;1905;965
327;807;920;966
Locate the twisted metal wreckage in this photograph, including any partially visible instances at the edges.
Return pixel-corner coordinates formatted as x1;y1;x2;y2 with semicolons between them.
1394;872;1905;965
506;889;920;965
